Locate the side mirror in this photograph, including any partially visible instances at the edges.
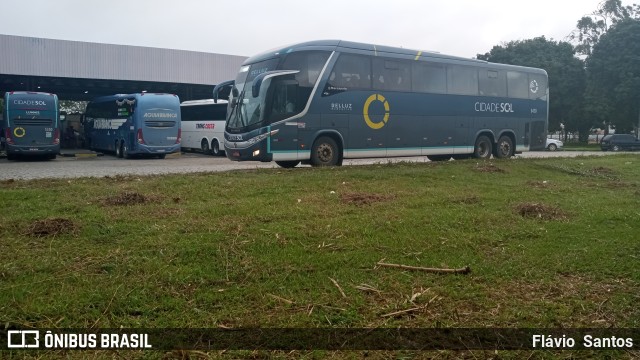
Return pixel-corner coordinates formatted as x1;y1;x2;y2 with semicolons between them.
212;80;235;103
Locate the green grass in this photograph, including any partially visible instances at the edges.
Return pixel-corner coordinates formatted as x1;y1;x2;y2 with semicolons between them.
1;155;639;358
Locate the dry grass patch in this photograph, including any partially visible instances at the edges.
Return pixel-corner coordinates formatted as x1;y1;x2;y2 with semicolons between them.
340;192;395;206
514;202;568;221
473;163;506;173
101;191;160;206
23;218;78;237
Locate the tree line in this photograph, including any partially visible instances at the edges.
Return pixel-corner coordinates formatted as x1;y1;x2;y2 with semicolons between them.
478;0;640;140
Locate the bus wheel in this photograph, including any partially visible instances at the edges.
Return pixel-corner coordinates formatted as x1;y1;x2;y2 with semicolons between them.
473;135;492;159
276;161;300;168
426;155;451;161
157;154;166;159
211;140;221;156
6;153;16;161
122;143;131;159
116;141;123;158
311;136;340;167
494;135;514;159
201;139;210;155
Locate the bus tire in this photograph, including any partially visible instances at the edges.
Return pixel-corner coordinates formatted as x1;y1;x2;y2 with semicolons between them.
426;155;451;161
157;154;166;159
494;135;514;159
211;140;221;156
276;161;300;168
311;136;340;167
6;153;16;161
122;143;131;159
116;141;123;158
201;139;210;155
473;135;492;159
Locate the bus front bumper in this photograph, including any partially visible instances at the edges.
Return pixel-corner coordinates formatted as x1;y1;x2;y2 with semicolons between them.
224;141;272;162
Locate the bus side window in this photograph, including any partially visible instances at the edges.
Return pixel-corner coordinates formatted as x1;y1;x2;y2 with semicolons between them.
327;54;371;90
373;58;411;92
447;65;479;96
528;73;547;100
479;69;506;97
507;71;529;99
412;62;447;94
269;79;299;122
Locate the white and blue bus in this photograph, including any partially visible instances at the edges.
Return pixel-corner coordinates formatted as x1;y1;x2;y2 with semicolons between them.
83;93;181;159
217;40;548;168
180;99;227;156
3;91;60;160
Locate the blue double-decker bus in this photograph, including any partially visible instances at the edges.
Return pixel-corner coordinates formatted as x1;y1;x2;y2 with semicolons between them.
3;91;60;160
218;40;548;168
83;93;181;159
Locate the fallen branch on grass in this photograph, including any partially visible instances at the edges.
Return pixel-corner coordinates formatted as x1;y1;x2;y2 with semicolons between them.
381;306;426;318
376;261;471;274
329;277;347;298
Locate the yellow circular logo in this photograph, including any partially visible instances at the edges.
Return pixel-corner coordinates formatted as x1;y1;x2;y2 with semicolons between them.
363;94;390;130
13;127;26;138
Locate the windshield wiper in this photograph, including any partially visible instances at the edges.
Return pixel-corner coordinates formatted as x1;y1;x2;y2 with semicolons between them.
228;89;245;129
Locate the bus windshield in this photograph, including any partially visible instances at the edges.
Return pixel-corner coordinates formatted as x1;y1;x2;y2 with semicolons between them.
226;51;331;132
227;58;279;131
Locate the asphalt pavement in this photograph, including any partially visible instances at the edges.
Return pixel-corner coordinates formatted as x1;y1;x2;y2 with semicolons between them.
0;150;627;180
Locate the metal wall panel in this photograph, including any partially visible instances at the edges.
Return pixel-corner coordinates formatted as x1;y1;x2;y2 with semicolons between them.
0;34;247;85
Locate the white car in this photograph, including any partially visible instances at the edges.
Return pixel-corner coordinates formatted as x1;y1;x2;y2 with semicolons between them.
545;138;563;151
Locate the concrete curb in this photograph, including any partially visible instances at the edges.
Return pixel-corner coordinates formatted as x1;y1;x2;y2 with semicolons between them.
59;152;103;158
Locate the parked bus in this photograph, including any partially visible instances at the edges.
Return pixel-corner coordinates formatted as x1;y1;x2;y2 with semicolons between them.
216;40;548;168
3;91;60;160
83;93;181;159
180;99;227;156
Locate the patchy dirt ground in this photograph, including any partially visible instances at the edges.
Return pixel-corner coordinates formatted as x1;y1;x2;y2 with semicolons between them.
340;192;395;206
514;202;568;221
101;191;158;206
23;218;78;237
473;163;506;173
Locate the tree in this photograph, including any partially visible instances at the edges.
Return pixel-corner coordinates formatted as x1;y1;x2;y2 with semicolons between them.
585;19;640;133
477;37;587;139
59;100;87;114
569;0;640;56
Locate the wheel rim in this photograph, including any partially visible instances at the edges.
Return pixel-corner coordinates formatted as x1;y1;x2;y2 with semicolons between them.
316;143;334;163
499;141;511;157
549;144;556;151
213;142;219;155
477;141;490;157
202;141;209;153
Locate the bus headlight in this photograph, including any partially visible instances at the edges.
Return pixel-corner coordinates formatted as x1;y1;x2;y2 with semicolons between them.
252;150;260;157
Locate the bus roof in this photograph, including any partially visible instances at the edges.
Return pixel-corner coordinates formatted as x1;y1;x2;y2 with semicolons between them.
242;40;547;75
87;93;179;103
5;91;57;98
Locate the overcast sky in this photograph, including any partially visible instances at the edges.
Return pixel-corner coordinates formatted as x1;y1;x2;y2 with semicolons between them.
0;0;620;58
